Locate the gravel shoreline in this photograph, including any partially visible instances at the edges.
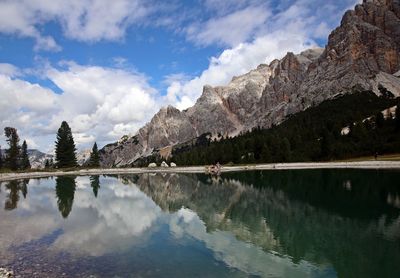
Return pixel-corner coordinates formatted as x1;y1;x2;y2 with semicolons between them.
1;161;400;182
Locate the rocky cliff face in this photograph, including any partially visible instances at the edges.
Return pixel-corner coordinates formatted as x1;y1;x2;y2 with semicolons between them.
101;0;400;167
27;149;54;169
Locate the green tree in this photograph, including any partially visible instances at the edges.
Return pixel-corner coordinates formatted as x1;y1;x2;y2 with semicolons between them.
261;144;271;163
55;176;77;218
376;112;384;128
55;121;78;168
20;140;31;170
45;158;54;169
282;137;292;162
0;146;3;169
396;104;400;131
4;127;20;170
90;175;100;198
89;142;100;167
320;129;334;160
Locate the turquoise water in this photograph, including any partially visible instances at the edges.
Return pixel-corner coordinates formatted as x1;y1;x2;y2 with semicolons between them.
0;170;399;277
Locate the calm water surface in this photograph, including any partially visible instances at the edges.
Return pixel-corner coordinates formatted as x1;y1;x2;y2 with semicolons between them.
0;170;400;277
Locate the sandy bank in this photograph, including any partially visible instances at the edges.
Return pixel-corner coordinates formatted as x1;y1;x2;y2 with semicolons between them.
1;161;400;182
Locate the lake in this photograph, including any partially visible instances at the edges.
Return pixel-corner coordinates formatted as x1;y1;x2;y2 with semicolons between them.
0;169;399;277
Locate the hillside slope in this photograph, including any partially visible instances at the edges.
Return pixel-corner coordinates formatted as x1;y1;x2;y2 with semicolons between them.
101;0;400;167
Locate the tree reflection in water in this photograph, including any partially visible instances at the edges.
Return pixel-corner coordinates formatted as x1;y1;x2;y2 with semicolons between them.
4;179;29;210
55;176;77;218
90;176;100;198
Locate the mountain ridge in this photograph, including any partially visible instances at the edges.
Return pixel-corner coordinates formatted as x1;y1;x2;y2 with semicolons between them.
100;0;400;167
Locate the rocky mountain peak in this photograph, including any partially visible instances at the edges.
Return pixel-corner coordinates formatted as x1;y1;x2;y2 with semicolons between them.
100;0;400;167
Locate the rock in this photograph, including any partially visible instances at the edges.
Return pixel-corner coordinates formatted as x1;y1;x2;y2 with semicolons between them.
148;163;157;168
100;0;400;167
170;162;177;167
0;268;14;278
26;149;54;169
160;161;169;167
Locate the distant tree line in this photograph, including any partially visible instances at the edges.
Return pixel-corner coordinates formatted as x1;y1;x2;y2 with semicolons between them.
1;121;101;172
171;92;400;165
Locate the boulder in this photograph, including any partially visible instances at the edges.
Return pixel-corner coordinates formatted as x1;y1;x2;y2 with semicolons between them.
170;162;177;167
148;163;157;168
161;161;169;167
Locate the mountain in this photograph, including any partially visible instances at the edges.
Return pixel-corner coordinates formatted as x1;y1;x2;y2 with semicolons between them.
76;149;91;166
27;149;90;169
101;0;400;167
27;149;54;169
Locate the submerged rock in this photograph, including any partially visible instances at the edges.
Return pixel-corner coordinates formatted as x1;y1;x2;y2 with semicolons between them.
0;268;13;278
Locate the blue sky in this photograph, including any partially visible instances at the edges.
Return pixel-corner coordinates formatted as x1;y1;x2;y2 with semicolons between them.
0;0;359;153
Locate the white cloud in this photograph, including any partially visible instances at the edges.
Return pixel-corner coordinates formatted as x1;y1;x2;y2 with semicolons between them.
0;62;160;152
0;0;152;51
0;63;21;77
186;6;271;47
167;33;314;110
167;0;360;110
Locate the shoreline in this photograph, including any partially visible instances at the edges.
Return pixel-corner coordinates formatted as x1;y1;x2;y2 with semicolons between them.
1;161;400;182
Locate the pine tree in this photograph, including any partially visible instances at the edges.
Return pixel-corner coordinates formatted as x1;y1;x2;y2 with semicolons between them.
20;140;31;170
261;144;271;163
4;127;20;170
55;176;76;218
376;112;384;128
90;175;100;197
0;146;3;169
89;142;100;167
55;121;78;168
282;137;292;162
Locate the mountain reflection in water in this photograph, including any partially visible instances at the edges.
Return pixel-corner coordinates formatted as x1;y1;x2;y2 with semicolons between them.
0;169;399;277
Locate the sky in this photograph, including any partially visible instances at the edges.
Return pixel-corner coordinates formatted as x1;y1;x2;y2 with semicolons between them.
0;0;360;153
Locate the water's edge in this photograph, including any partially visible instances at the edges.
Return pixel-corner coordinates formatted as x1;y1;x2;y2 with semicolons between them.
1;161;400;182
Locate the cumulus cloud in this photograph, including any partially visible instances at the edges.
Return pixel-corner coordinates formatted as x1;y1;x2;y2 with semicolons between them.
0;63;22;77
185;6;271;47
0;62;160;152
166;33;314;110
0;0;153;51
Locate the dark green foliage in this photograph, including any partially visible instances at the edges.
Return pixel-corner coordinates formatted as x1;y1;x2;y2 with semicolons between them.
4;179;28;210
4;127;20;170
171;92;400;165
375;112;384;128
44;158;54;169
89;142;100;167
55;121;78;168
0;146;3;169
20;140;31;170
55;176;76;218
396;104;400;131
90;175;100;197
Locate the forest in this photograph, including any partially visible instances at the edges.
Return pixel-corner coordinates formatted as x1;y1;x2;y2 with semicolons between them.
167;91;400;165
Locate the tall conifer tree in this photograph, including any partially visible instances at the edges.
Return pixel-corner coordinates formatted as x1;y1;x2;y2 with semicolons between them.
4;127;20;170
20;140;31;170
89;142;100;167
55;121;78;168
0;146;3;169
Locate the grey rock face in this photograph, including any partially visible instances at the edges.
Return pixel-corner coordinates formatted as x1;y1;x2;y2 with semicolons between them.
101;0;400;167
27;149;54;169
